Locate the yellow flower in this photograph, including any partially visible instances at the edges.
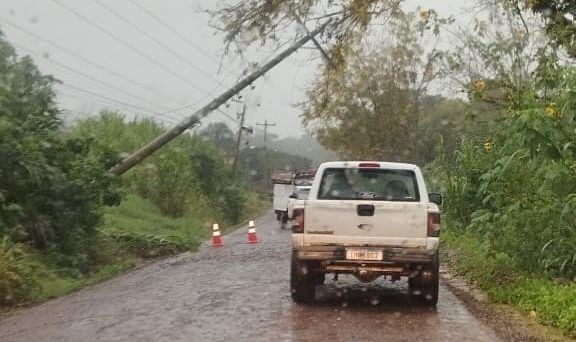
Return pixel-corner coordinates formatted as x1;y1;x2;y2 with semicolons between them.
419;9;430;21
473;18;480;30
512;27;526;40
544;105;556;118
473;80;486;92
484;140;493;152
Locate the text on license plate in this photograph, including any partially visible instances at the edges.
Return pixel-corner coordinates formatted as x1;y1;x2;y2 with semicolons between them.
345;248;383;261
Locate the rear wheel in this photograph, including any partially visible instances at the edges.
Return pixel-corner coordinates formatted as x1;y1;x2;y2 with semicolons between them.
280;212;289;229
290;251;316;303
410;253;439;306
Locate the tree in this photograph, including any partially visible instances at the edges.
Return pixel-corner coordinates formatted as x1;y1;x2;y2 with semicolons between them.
211;0;402;60
300;11;442;162
200;122;236;154
239;147;312;191
211;0;452;77
519;0;576;57
0;33;120;268
418;96;471;163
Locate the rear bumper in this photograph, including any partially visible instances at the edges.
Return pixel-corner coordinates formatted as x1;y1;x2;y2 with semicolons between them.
294;245;436;263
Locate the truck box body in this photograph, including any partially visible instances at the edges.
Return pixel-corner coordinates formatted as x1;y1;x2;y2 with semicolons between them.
273;183;294;213
272;169;316;217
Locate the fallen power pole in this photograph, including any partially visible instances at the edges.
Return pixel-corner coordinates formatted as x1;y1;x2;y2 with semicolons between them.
109;20;332;175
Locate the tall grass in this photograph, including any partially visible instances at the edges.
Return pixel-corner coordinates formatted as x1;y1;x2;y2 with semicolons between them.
0;237;38;304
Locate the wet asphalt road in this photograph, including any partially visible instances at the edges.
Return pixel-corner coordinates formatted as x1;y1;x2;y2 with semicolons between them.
0;212;502;342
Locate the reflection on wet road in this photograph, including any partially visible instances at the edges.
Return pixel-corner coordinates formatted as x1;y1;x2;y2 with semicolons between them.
0;212;501;342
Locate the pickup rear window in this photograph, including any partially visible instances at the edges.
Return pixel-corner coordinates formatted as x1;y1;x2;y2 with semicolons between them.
317;168;420;201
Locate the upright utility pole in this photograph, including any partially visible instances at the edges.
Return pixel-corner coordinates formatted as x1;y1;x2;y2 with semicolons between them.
256;120;276;189
109;19;332;175
232;103;247;177
256;120;276;149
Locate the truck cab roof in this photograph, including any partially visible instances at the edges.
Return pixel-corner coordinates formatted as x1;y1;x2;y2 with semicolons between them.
318;161;419;171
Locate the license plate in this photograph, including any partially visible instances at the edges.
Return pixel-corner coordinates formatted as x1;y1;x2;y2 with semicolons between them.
345;248;383;261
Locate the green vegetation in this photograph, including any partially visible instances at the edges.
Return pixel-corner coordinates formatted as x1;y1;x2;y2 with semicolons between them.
431;68;576;335
0;32;266;306
102;195;208;257
427;3;576;336
443;230;576;336
0;32;121;305
199;122;314;192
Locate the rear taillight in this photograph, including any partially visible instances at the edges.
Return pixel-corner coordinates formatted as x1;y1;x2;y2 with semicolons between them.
427;212;441;237
292;208;305;233
358;162;380;168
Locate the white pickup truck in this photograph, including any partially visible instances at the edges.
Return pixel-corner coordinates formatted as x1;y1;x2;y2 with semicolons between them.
287;186;311;220
290;161;442;305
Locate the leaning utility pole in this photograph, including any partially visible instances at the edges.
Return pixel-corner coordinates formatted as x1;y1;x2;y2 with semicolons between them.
109;20;332;176
256;120;276;189
232;103;247;177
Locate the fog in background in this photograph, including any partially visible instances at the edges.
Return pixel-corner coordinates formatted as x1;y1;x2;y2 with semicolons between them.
0;0;475;139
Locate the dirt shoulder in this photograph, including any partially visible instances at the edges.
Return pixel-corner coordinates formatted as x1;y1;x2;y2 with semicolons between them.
440;256;573;342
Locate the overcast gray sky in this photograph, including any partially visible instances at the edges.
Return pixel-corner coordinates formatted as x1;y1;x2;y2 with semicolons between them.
0;0;474;138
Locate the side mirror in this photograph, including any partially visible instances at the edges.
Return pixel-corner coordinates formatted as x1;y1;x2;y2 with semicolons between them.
429;193;443;206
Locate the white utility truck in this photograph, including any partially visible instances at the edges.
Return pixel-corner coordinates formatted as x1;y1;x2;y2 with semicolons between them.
290;161;442;305
272;169;315;228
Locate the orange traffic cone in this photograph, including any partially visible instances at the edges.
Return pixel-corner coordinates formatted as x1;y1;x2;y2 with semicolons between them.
246;220;259;244
211;223;223;247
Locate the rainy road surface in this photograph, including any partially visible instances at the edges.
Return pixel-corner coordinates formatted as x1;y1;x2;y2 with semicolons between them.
0;212;503;342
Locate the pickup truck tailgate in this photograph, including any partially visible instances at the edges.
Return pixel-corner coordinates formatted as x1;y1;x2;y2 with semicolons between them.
304;200;429;246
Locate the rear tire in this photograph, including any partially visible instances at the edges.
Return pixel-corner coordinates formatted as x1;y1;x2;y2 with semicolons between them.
280;212;289;229
290;251;316;303
411;253;439;306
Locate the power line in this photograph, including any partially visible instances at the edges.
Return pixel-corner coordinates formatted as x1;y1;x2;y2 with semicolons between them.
50;0;210;94
92;0;220;86
57;92;178;125
4;17;236;126
127;0;253;109
0;17;187;107
15;37;236;125
127;0;218;64
11;42;173;114
105;1;263;121
58;81;232;125
59;83;181;123
151;43;290;122
150;97;239;125
109;18;333;175
55;81;185;123
214;108;240;124
60;83;161;114
106;0;243;108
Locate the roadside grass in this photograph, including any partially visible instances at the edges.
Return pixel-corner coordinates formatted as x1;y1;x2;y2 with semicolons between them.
14;193;269;304
442;228;576;337
101;194;212;257
239;192;271;227
26;251;138;301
